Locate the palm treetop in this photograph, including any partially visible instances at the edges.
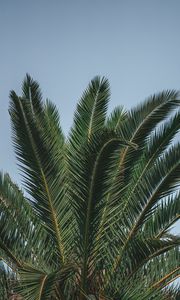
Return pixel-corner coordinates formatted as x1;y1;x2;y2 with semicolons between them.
0;74;180;299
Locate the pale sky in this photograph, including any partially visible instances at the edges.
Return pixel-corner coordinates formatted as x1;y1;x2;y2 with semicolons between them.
0;0;180;233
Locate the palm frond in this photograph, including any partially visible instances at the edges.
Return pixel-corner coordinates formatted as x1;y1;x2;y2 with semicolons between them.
68;129;134;295
69;76;110;150
143;193;180;238
9;75;71;263
115;90;180;186
17;264;76;300
105;105;127;130
0;172;47;268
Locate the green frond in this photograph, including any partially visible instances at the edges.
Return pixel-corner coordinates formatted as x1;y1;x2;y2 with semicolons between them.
69;76;110;150
22;73;43;114
122;143;180;230
122;90;179;143
144;193;180;237
124;112;180;209
17;264;76;300
68;129;134;295
105;235;179;287
116;90;180;185
0;172;48;268
146;247;180;288
105;105;127;130
9;76;71;264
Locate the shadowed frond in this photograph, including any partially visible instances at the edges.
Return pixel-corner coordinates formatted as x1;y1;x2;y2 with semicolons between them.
0;172;47;268
17;264;76;300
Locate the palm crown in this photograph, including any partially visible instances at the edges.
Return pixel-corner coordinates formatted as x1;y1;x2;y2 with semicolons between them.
0;75;180;299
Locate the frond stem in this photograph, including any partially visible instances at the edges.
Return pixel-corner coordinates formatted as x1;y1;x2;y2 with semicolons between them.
151;267;180;288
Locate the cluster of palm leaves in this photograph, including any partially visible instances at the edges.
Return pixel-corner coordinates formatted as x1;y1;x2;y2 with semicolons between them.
0;75;180;299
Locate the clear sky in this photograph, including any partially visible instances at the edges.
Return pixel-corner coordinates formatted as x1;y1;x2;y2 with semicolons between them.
0;0;180;232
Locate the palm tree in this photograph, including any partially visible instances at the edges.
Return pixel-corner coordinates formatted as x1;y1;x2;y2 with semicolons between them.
0;75;179;299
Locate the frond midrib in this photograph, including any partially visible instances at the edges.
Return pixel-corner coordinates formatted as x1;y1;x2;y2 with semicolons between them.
151;267;180;288
87;84;101;139
38;274;48;300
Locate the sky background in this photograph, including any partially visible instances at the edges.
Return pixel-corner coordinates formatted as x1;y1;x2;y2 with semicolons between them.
0;0;180;233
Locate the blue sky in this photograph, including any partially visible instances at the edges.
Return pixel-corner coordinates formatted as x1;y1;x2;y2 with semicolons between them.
0;0;180;232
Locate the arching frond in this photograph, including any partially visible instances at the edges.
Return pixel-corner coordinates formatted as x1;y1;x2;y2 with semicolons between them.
9;76;71;263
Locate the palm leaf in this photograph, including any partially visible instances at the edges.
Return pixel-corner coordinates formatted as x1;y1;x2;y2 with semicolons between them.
69;76;110;150
9;76;71;263
17;264;76;300
106;105;127;130
144;193;180;238
0;172;47;268
68;129;135;296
